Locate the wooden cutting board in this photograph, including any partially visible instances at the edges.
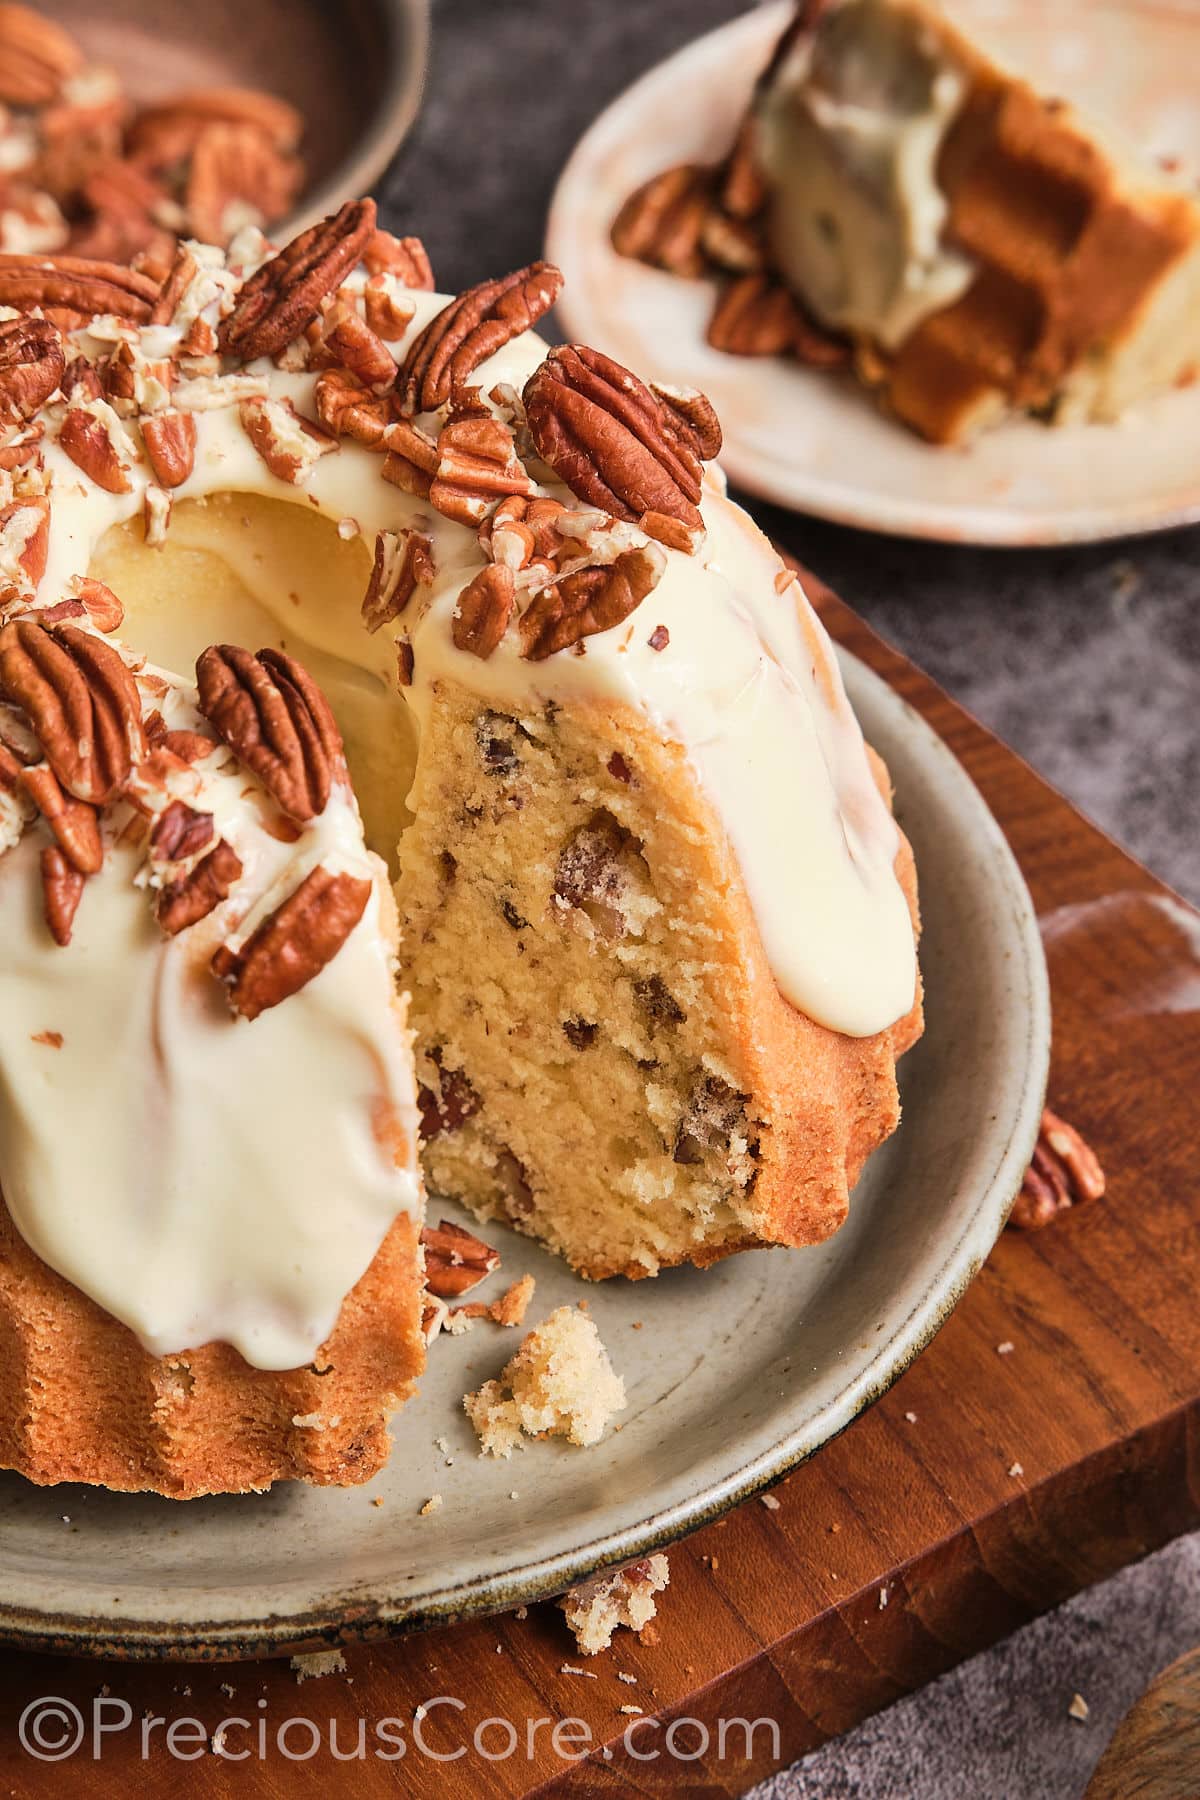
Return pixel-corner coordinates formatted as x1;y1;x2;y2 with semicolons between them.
1;575;1197;1798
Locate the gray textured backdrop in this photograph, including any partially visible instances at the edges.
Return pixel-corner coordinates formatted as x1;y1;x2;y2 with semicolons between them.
378;4;1200;1793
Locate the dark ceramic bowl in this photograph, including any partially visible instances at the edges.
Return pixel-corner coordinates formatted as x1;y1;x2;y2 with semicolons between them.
45;0;429;228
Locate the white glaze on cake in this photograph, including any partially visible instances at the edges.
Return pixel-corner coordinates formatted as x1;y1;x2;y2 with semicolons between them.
0;665;421;1371
754;0;975;348
0;232;918;1366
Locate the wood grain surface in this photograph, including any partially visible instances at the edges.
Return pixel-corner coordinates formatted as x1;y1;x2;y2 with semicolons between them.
0;577;1196;1798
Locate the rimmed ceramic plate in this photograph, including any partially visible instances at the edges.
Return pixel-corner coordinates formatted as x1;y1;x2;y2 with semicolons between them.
0;648;1049;1659
547;0;1200;545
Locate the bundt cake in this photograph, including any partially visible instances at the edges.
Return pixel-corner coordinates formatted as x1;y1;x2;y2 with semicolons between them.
0;196;921;1495
613;0;1200;442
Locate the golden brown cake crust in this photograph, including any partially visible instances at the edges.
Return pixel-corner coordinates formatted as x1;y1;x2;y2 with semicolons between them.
0;1204;425;1499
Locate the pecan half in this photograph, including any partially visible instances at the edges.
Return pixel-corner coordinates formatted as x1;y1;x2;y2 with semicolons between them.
213;863;372;1021
707;273;850;366
524;345;717;531
1009;1108;1106;1231
363;230;434;288
195;644;346;823
421;1219;501;1299
362;528;435;634
610;164;714;277
156;837;243;937
519;544;665;661
0;253;159;324
0;620;145;803
453;563;514;659
58;404;134;493
185;120;303;248
430;413;533;527
141;410;197;488
129;86;302;168
0;317;65;427
313;368;392;446
40;844;85;945
399;262;563;413
0;7;82;106
218;197;377;361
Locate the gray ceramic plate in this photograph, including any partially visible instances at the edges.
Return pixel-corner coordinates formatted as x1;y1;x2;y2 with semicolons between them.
0;651;1049;1660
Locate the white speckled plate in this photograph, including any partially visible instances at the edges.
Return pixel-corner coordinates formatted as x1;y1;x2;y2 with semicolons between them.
0;649;1049;1658
547;0;1200;545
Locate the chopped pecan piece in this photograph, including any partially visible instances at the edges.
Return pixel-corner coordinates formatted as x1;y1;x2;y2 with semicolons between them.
69;576;124;634
520;544;664;661
212;863;372;1021
453;563;514;659
430;413;533;527
363;230;434;288
321;308;396;392
361;528;435;634
0;495;50;594
1009;1108;1106;1231
196;644;347;823
58;403;134;493
314;368;391;446
421;1219;501;1299
238;394;337;484
610;163;715;276
0;253;159;323
40;844;85;946
417;1049;481;1140
141;411;197;488
0;317;64;427
524;345;718;532
156;837;243;936
149;244;199;325
150;798;215;867
0;619;145;804
399;261;563;413
218;197;377;361
363;274;416;341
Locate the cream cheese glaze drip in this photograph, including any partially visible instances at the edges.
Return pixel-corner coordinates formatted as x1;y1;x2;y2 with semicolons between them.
0;666;421;1371
0;214;917;1368
754;0;975;349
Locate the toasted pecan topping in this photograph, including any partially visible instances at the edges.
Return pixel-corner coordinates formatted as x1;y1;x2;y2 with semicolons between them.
519;544;665;661
0;5;83;106
39;843;84;945
399;261;563;414
421;1219;501;1299
238;394;337;484
321;307;396;393
314;367;392;446
70;575;124;634
212;862;372;1021
363;229;434;288
58;404;134;493
430;413;533;527
0;494;50;594
141;410;197;488
19;760;102;872
218;197;377;361
453;563;514;660
0;252;159;323
0;619;145;804
150;797;215;867
1009;1108;1106;1231
0;316;64;427
156;836;243;937
523;345;718;532
362;528;435;635
611;164;714;277
195;643;346;824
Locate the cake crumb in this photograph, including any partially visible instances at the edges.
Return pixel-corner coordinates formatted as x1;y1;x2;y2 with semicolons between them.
219;1682;235;1698
1008;1462;1025;1478
619;1704;643;1715
464;1306;625;1458
443;1310;476;1336
618;1671;638;1685
420;1494;443;1516
290;1650;346;1684
878;1586;888;1610
905;1410;918;1422
290;1412;340;1430
997;1341;1015;1355
760;1492;781;1511
561;1557;670;1656
490;1274;536;1328
1068;1693;1089;1721
514;1606;528;1621
433;1435;450;1454
371;1496;384;1507
560;1663;598;1679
